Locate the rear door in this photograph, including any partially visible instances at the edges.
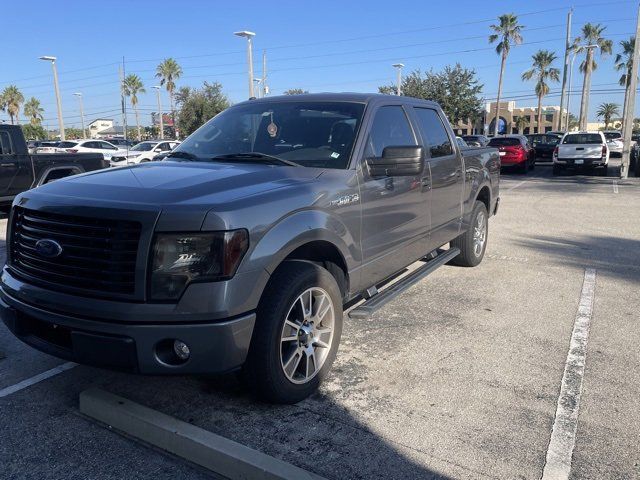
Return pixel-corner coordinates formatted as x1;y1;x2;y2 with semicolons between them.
358;104;430;284
412;107;464;249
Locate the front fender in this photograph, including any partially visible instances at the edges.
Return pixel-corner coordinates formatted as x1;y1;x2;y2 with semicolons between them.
245;209;359;276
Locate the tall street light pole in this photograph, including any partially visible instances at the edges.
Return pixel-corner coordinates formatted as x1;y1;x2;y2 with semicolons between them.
620;3;640;178
153;86;163;140
234;31;256;99
558;8;572;131
73;92;86;139
39;56;65;141
392;63;404;96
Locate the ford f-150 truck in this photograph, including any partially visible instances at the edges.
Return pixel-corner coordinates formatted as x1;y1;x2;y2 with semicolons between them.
0;125;109;208
1;94;500;403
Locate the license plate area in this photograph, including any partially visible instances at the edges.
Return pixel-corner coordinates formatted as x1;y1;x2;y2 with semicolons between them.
575;159;584;165
499;152;506;156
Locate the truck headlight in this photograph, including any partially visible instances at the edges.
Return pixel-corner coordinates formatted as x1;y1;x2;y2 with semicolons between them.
149;230;248;300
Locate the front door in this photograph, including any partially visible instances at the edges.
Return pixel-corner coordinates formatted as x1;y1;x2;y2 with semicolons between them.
358;104;430;285
412;107;464;249
0;130;29;198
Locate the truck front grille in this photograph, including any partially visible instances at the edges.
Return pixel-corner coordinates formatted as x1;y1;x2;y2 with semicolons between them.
10;207;142;296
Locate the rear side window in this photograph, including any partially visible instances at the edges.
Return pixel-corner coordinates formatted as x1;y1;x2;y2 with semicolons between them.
366;106;416;157
488;137;520;147
0;131;13;154
413;108;453;157
562;134;603;145
58;141;78;148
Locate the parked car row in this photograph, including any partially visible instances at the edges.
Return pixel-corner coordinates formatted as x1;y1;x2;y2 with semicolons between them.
111;140;181;165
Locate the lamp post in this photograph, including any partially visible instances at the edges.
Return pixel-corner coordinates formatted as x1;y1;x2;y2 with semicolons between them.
153;86;163;139
73;93;85;139
39;55;65;141
392;63;404;96
234;31;256;99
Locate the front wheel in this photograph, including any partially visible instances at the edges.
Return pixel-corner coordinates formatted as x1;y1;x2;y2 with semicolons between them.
243;261;343;403
450;201;488;267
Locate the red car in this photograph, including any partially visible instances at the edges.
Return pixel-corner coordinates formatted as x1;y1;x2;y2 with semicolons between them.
488;135;535;174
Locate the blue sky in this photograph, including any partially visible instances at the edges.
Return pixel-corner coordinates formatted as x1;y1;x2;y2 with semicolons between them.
1;0;637;129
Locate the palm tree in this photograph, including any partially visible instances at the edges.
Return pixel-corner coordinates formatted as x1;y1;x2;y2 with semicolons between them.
614;37;634;132
155;58;182;138
122;74;146;141
23;97;44;126
596;102;620;129
515;115;529;134
522;50;561;133
568;113;580;131
489;14;524;135
1;85;24;125
573;23;613;130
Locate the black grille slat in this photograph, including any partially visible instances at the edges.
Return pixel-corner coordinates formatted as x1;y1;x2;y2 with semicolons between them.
10;207;142;296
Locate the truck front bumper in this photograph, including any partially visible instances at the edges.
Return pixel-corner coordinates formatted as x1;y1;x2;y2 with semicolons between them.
0;288;255;375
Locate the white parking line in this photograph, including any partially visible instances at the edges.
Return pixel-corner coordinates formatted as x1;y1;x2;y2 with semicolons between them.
506;180;527;192
541;268;596;480
0;362;76;398
612;180;619;194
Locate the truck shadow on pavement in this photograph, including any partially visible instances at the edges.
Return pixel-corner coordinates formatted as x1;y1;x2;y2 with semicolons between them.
514;234;640;284
100;371;454;480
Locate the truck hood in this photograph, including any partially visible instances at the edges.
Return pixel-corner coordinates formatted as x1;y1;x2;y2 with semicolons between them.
26;161;322;209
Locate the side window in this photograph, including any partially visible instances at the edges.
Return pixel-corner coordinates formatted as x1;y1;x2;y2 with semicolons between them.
159;143;170;151
365;105;416;158
413;108;453;158
102;142;117;150
0;131;13;155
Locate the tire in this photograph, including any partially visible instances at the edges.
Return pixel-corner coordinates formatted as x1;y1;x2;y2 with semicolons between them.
518;161;528;174
450;201;488;267
552;164;562;175
600;164;609;177
243;261;343;404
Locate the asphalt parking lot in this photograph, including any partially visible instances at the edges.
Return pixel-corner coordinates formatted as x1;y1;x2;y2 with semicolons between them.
1;161;639;480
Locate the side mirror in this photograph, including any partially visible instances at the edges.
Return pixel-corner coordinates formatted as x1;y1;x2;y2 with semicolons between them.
366;146;424;177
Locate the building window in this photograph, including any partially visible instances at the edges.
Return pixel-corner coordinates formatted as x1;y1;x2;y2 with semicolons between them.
545;114;553;122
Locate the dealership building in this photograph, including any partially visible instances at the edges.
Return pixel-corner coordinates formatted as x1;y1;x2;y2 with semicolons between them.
455;101;567;135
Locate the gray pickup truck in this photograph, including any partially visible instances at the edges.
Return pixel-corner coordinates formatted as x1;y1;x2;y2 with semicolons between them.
1;93;499;403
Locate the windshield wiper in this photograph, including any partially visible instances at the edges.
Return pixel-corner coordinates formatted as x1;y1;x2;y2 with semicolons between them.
210;152;301;167
167;151;199;161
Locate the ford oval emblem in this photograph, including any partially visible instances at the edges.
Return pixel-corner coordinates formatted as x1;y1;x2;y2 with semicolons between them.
35;239;63;258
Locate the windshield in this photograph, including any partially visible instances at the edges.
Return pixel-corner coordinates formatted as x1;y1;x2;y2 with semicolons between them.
603;132;621;140
173;101;366;169
562;134;603;145
131;142;155;151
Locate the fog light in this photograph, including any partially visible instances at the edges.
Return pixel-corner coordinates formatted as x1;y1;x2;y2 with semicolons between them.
173;340;190;360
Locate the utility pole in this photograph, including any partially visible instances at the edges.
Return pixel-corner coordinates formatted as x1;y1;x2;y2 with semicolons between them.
153;86;163;139
558;8;572;131
620;3;640;178
120;57;128;142
73;92;86;139
234;31;256;99
392;63;404;95
39;56;65;141
262;50;268;97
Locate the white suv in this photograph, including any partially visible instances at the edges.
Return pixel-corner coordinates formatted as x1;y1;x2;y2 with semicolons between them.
553;131;609;176
56;140;128;161
110;140;180;166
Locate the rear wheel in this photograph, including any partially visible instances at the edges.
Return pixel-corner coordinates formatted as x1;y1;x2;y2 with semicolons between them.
552;164;562;175
243;261;343;404
600;164;609;177
450;201;488;267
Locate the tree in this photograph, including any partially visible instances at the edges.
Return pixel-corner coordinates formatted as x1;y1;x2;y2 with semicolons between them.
378;65;484;125
65;128;85;139
155;58;183;138
21;124;47;140
568;113;579;131
614;36;635;133
573;23;613;130
1;85;25;125
522;50;560;133
177;82;230;136
283;88;309;95
23;97;44;126
596;102;620;129
122;74;146;141
488;13;524;135
515;115;529;134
